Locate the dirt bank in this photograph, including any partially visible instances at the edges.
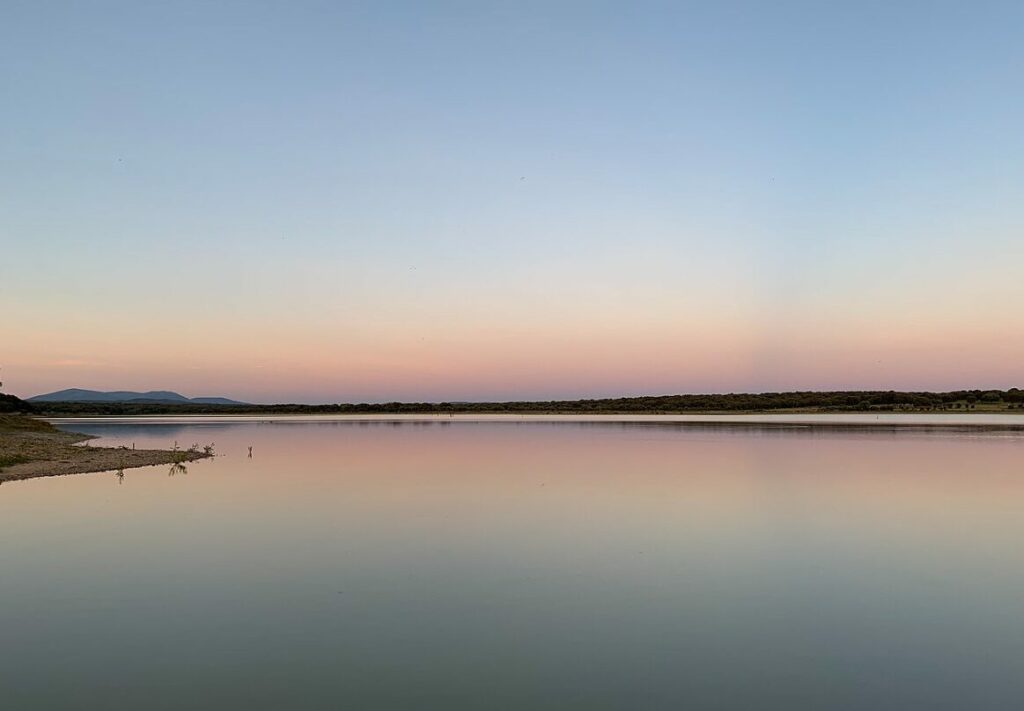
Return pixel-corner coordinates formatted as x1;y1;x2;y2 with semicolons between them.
0;415;211;483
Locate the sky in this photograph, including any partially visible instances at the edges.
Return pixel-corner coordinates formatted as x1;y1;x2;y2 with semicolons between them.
3;1;1023;403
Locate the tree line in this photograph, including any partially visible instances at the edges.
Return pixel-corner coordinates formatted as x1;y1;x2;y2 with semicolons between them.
23;388;1024;416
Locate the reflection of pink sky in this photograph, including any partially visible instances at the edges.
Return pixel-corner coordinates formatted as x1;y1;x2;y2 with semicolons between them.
7;425;1024;565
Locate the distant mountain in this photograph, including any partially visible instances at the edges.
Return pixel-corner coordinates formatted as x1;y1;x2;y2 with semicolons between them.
28;389;247;405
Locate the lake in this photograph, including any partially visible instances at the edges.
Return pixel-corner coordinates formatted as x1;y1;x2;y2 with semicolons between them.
2;417;1024;709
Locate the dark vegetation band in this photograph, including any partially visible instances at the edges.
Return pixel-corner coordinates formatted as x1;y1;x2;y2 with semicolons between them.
7;389;1023;416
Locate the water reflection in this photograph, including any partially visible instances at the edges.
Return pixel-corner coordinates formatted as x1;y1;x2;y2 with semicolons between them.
1;420;1023;710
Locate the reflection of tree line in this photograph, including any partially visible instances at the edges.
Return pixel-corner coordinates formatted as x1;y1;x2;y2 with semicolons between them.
72;423;239;441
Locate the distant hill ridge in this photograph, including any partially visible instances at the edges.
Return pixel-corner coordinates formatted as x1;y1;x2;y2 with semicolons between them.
28;388;246;405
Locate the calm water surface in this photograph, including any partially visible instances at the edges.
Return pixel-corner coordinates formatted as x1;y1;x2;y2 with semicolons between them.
2;419;1023;710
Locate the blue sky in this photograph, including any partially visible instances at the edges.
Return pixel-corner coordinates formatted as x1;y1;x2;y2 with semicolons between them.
3;1;1023;402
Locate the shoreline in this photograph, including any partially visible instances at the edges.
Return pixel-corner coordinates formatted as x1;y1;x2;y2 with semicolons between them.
42;411;1024;428
0;416;211;484
34;410;1024;421
5;412;1023;485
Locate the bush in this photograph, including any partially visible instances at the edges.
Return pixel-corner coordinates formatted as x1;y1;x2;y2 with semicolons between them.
0;393;32;413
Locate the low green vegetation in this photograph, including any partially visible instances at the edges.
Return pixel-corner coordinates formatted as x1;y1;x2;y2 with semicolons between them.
0;453;30;469
0;413;57;432
0;415;73;474
24;388;1024;416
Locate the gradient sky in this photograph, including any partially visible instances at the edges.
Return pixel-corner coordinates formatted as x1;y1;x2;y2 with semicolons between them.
3;1;1023;403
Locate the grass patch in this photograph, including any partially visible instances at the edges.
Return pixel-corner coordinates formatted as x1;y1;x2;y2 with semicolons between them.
0;453;31;470
0;414;57;433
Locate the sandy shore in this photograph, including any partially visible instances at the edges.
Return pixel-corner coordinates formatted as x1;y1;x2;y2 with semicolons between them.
0;416;211;483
